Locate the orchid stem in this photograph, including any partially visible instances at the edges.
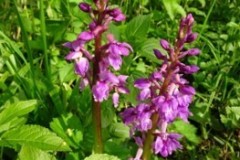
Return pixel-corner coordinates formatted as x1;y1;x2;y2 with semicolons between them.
92;33;103;153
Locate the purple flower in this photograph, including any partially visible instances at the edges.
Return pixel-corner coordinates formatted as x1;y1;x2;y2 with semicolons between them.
112;92;119;107
92;81;110;102
179;64;199;74
152;96;178;122
160;39;170;50
134;78;151;89
78;31;95;41
108;8;126;22
121;14;199;159
154;133;182;157
153;49;167;60
186;33;198;43
79;2;91;12
75;57;89;77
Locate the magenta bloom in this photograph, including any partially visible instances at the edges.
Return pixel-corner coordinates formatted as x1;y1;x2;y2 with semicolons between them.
121;13;200;159
154;133;182;157
64;1;132;107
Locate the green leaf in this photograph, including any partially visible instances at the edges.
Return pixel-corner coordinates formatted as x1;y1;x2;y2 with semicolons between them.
50;113;83;149
138;38;163;64
162;0;186;20
125;15;151;40
0;125;71;151
170;119;201;144
84;154;120;160
109;123;129;139
18;145;56;160
0;117;26;133
0;100;38;127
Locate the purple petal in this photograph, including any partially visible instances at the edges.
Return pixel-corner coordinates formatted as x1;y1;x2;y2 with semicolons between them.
186;33;198;43
75;57;89;76
99;71;119;84
138;88;151;100
117;86;129;94
134;78;151;89
108;8;126;22
89;21;97;31
79;78;89;90
65;51;82;60
153;49;166;60
79;2;91;12
78;31;94;41
92;82;110;102
112;92;119;107
71;40;85;51
180;85;196;95
181;64;199;74
160;39;170;50
186;48;200;56
118;75;128;83
63;42;72;49
108;53;122;70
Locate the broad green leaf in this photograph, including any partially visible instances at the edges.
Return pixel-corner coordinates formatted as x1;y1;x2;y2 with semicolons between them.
0;100;38;126
101;100;116;128
170;119;201;144
0;117;26;133
109;123;129;139
50;113;83;149
18;145;56;160
125;15;151;40
84;154;120;160
162;0;186;20
0;125;71;151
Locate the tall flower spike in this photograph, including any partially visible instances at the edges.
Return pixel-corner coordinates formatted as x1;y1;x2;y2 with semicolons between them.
64;1;132;107
64;1;133;153
121;13;200;159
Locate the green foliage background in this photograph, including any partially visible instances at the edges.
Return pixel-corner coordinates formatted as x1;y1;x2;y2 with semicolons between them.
0;0;240;159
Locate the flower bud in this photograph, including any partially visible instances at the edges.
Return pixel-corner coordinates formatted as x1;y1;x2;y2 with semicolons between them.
187;48;200;56
79;2;91;12
186;33;198;43
160;39;170;50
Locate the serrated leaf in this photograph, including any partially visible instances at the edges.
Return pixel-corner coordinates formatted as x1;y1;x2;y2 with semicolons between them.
0;100;38;126
84;154;120;160
18;145;56;160
171;119;201;144
0;125;71;151
50;113;83;149
125;15;151;40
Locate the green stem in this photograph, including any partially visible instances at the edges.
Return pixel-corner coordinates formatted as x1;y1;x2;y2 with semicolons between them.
92;34;103;153
40;0;51;80
142;113;159;160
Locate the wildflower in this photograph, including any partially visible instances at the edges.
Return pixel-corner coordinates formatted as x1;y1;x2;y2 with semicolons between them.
121;13;200;159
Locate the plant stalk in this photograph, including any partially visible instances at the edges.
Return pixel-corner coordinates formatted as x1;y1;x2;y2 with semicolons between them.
40;0;51;80
92;33;103;153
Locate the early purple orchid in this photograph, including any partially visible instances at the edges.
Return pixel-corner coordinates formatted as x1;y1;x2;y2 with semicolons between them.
64;1;132;107
121;14;200;159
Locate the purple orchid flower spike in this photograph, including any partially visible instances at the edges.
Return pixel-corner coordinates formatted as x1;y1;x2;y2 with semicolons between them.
64;1;133;153
121;13;200;159
64;1;132;107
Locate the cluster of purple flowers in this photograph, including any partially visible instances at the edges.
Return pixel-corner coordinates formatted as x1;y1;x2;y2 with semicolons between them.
64;0;132;106
121;14;200;158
